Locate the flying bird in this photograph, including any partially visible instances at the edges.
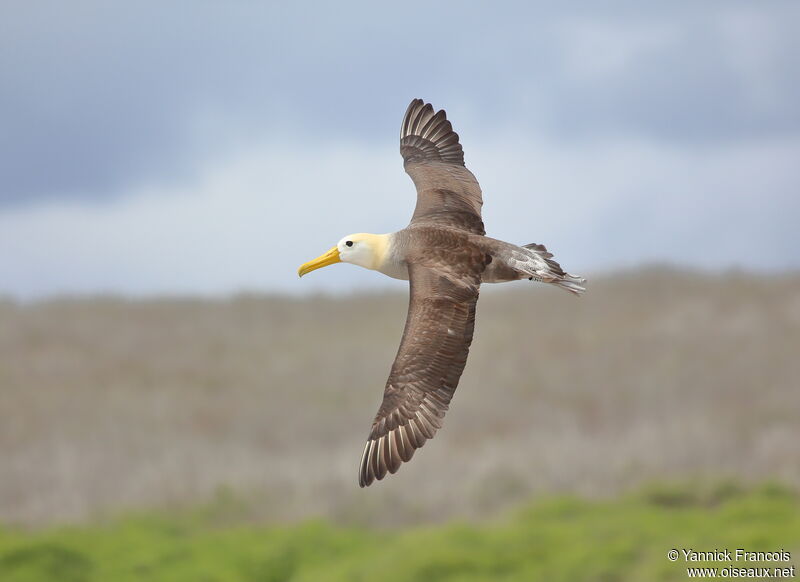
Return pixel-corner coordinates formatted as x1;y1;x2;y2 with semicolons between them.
298;99;585;487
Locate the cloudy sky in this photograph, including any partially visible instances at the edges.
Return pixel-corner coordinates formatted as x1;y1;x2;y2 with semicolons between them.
1;1;798;298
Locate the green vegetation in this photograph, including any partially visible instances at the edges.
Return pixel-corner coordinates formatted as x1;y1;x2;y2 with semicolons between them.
1;483;798;582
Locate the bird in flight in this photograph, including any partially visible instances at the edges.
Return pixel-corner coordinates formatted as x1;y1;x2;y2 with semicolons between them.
298;99;585;487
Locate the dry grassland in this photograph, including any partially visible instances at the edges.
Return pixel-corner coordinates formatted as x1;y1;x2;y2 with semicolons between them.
1;268;798;526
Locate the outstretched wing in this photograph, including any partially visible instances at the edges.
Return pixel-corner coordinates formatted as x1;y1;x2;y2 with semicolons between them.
359;261;484;487
400;99;484;235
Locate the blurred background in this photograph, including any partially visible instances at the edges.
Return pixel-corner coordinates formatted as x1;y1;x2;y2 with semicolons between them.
1;1;798;580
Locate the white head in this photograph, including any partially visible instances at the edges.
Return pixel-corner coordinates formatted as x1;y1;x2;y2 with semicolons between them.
298;233;388;277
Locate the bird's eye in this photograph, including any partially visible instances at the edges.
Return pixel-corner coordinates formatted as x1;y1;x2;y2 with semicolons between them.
345;241;353;247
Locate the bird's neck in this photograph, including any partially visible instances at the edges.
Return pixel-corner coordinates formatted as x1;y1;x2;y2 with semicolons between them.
371;233;408;280
364;233;391;271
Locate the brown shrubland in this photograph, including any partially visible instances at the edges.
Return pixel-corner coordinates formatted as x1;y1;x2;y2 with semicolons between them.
0;267;798;526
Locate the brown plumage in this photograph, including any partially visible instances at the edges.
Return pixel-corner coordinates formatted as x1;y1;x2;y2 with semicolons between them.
297;98;586;487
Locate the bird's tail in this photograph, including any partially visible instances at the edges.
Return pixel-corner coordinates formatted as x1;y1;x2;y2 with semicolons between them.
522;243;586;296
552;272;587;295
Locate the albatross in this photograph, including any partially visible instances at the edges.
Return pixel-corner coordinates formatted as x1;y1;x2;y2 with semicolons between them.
298;98;585;487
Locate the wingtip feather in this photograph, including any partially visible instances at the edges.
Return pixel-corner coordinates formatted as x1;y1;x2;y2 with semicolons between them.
400;98;464;166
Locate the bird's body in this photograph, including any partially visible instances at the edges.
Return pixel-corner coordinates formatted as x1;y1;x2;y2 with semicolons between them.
348;227;586;290
298;99;585;487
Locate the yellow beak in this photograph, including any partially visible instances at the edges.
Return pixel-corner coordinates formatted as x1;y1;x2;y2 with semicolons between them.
298;246;341;277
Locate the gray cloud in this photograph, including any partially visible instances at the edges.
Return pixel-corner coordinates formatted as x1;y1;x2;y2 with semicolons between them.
1;1;798;206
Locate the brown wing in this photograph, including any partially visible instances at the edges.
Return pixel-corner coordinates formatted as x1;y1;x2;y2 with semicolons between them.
359;260;484;487
400;99;485;235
